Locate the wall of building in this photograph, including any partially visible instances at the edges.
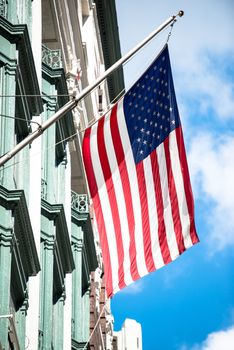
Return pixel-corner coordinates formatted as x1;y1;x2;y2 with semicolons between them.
0;0;125;349
114;319;143;350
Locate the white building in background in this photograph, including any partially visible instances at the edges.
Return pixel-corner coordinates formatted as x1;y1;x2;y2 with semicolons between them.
114;319;143;350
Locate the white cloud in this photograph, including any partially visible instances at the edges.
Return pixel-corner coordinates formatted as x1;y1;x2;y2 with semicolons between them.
171;1;233;58
118;0;234;121
188;132;234;252
169;1;234;122
175;53;234;121
181;325;234;350
201;326;234;350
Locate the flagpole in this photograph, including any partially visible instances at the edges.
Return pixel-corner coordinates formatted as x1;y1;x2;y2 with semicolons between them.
0;10;184;167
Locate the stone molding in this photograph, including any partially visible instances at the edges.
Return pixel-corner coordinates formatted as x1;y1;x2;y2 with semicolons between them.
0;185;40;276
41;199;75;274
0;15;43;115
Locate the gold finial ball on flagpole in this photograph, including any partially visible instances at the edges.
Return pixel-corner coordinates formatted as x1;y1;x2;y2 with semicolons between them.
178;10;184;17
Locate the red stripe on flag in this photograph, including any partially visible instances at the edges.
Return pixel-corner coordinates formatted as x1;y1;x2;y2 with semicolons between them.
136;161;156;272
175;127;199;245
110;104;140;281
82;127;114;297
97;115;126;290
150;151;172;264
164;134;186;254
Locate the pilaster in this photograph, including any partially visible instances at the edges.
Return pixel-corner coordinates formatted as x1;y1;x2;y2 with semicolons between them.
71;194;98;348
0;222;13;347
57;158;67;205
15;298;29;350
42;95;57;204
82;288;91;341
0;61;17;188
71;228;83;342
53;292;66;350
39;236;55;350
40;199;74;349
3;0;32;32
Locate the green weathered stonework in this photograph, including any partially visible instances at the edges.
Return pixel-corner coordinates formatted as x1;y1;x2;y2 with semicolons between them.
40;200;74;349
39;235;55;349
71;201;98;348
37;51;76;349
0;221;13;347
0;186;40;348
71;225;84;343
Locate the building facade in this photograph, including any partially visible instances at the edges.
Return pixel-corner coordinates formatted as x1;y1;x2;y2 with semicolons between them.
0;0;124;349
114;319;143;350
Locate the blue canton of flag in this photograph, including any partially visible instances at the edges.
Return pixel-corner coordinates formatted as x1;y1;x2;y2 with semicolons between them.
124;45;180;164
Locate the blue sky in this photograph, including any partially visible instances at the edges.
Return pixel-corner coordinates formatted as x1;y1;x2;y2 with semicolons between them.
111;1;234;349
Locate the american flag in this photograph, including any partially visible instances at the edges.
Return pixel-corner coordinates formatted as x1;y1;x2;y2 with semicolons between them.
82;45;199;297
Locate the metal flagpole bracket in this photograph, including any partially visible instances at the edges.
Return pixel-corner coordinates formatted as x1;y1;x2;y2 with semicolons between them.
168;10;184;40
0;11;184;167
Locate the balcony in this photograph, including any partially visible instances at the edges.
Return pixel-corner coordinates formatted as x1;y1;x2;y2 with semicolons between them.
41;179;47;200
71;191;89;214
42;44;62;69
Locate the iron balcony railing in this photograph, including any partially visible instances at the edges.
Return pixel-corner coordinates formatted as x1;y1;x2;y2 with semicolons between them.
42;44;62;69
41;179;47;200
71;191;89;214
0;0;8;18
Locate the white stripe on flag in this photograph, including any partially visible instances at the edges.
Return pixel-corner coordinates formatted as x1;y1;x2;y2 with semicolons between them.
143;156;165;269
169;131;193;249
157;143;179;260
117;100;149;277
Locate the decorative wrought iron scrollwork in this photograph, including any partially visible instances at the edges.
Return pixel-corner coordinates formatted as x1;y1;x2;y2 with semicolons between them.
42;44;62;69
41;179;47;200
71;191;89;213
0;0;8;18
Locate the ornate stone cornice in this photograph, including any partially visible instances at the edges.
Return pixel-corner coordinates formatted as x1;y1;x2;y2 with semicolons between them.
0;185;40;276
41;199;75;273
0;52;17;73
72;339;89;350
71;232;83;252
71;207;89;223
41;199;75;301
0;15;43;115
0;223;13;247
